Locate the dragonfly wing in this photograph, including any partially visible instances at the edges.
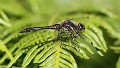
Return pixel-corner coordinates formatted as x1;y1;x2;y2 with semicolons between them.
69;17;89;24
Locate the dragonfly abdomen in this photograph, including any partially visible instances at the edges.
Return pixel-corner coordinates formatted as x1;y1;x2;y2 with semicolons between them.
19;24;61;33
19;27;43;33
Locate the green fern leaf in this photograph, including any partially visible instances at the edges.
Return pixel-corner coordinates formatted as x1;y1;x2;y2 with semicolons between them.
36;41;77;68
116;57;120;68
0;45;17;63
7;50;25;67
0;42;13;62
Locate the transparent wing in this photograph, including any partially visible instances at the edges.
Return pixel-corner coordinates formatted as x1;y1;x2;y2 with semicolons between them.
69;17;89;25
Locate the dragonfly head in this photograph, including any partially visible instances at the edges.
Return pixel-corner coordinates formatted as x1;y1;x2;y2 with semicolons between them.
77;23;85;32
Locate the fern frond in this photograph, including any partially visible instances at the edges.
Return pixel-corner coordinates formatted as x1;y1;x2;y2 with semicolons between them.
0;10;11;27
0;44;17;64
34;41;77;68
88;15;120;39
1;15;109;67
0;42;13;62
110;46;120;53
61;26;107;58
21;45;39;67
14;30;57;54
116;57;120;68
1;21;46;44
1;0;120;67
7;50;25;67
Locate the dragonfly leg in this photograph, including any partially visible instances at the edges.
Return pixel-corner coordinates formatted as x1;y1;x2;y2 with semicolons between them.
57;31;65;41
57;31;66;48
76;32;92;44
70;32;80;51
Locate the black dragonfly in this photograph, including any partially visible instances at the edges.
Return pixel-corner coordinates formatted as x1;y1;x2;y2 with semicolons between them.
19;19;85;34
19;19;87;42
19;18;91;51
19;19;88;50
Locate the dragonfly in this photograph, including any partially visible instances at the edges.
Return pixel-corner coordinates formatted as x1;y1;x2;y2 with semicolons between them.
19;19;85;34
20;19;88;51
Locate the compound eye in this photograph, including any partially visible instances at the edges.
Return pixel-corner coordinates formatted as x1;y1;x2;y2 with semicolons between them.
78;23;85;31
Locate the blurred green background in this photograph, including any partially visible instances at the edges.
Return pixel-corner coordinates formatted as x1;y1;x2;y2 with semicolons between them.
0;0;120;68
